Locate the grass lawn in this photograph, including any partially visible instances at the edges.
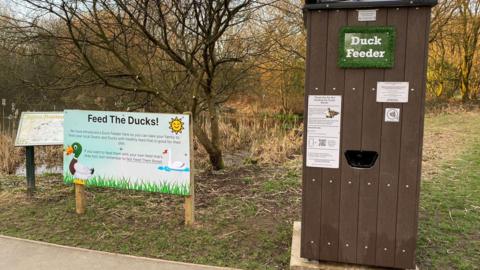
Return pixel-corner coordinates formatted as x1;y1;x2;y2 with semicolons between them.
0;166;301;270
0;110;479;270
417;111;480;270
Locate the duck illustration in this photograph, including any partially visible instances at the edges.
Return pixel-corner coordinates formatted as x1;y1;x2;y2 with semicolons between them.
326;108;339;119
65;142;95;183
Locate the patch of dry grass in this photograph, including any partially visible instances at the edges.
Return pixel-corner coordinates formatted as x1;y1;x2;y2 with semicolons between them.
198;114;303;167
422;109;480;180
0;134;23;174
250;128;302;164
0;133;63;175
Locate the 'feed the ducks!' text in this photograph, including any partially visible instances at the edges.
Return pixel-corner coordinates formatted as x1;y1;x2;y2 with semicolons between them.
87;114;160;126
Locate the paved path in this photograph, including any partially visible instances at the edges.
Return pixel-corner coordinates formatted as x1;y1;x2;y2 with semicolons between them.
0;235;237;270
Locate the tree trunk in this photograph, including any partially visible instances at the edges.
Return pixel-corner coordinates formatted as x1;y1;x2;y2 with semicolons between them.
190;72;224;170
207;86;225;170
460;61;471;102
194;122;224;170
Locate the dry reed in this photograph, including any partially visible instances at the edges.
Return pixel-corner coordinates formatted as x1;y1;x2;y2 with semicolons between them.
0;134;23;174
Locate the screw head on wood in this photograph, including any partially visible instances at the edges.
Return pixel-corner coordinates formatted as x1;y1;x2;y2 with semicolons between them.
348;181;352;185
406;185;410;188
310;240;314;244
352;88;356;91
333;87;336;91
367;182;372;186
387;183;391;187
384;248;388;251
365;246;368;249
329;180;333;184
327;242;331;246
345;243;349;247
402;249;406;253
372;88;376;91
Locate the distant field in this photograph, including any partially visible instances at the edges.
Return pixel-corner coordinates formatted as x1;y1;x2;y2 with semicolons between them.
0;110;479;270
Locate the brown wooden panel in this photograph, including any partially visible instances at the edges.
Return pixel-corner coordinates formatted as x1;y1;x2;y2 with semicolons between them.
394;7;431;269
301;11;328;260
338;9;365;264
319;9;347;262
375;8;408;267
302;5;433;268
356;9;387;266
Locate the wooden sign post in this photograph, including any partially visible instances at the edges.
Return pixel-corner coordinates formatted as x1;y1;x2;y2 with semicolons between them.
184;112;195;226
74;180;86;215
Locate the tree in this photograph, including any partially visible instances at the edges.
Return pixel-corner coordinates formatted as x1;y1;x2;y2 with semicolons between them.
428;0;480;101
456;0;480;101
251;0;305;113
428;0;456;99
2;0;265;169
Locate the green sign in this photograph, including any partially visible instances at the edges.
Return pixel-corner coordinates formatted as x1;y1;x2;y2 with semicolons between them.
338;26;396;69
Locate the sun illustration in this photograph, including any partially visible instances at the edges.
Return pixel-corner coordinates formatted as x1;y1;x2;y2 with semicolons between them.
169;117;185;134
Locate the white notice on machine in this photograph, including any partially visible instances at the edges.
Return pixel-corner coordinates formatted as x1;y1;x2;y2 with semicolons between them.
376;82;409;103
306;95;342;169
358;9;377;22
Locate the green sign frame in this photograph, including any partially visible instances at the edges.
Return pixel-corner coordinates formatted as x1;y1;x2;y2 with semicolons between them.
338;26;396;69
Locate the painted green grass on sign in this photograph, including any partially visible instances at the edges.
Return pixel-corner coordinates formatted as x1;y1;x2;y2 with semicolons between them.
63;172;189;196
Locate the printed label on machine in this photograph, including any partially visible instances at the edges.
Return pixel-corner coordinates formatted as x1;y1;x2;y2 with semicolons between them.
385;108;401;122
358;9;377;22
376;81;409;103
306;95;342;168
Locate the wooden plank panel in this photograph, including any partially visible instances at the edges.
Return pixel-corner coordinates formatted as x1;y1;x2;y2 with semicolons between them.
375;7;408;267
394;7;431;269
301;10;329;260
338;9;365;264
355;9;387;266
319;9;347;262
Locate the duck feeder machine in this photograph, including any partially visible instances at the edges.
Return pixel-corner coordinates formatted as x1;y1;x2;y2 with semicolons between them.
301;0;437;269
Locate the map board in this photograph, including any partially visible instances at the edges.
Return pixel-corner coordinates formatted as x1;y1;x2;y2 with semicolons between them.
15;112;64;146
63;110;191;196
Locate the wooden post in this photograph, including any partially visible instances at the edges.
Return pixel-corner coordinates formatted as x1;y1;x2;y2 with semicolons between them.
74;180;86;215
183;112;195;226
25;146;35;197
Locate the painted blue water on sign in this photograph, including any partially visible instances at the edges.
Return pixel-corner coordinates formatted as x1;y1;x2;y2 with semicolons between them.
158;166;190;172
